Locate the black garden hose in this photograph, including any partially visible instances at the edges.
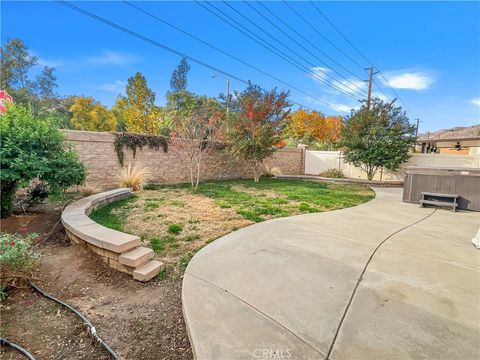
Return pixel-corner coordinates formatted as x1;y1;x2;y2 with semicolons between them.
0;338;37;360
30;283;119;360
41;198;75;244
34;197;118;358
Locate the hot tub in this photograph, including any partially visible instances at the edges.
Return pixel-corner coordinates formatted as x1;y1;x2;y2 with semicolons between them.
403;166;480;211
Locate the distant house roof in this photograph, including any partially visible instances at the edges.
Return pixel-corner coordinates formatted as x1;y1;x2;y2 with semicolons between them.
418;124;480;142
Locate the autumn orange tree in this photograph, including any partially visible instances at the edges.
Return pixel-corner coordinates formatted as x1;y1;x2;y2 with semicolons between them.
284;109;343;149
225;84;290;182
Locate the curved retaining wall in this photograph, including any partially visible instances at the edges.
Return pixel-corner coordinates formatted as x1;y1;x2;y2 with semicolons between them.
61;188;163;282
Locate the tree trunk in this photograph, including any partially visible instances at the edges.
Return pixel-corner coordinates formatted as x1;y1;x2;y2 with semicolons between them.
194;162;201;192
366;165;376;181
189;166;195;191
253;162;262;182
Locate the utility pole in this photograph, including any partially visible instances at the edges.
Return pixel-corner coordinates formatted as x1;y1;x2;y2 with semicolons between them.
413;118;420;153
226;78;230;117
364;66;379;108
212;74;231;116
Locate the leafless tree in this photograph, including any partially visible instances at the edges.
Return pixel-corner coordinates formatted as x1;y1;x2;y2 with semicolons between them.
169;104;223;191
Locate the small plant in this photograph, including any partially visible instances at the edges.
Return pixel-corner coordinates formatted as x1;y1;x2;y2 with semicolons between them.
115;162;151;191
169;200;186;207
167;223;183;235
150;237;165;253
263;165;282;178
319;168;345;178
184;234;200;242
144;201;160;211
79;185;98;197
0;232;38;297
156;267;168;281
179;252;193;271
150;235;177;253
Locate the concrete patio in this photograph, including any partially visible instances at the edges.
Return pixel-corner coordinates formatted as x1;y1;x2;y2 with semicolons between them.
182;188;480;360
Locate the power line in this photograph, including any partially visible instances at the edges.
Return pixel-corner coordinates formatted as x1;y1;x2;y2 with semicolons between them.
255;1;365;84
120;0;343;110
309;1;373;65
309;1;414;115
54;0;334;111
308;1;395;104
243;1;367;96
283;1;366;70
221;1;366;99
199;1;364;101
259;1;391;104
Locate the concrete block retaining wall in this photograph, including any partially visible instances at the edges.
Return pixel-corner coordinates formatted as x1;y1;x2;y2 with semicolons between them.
61;188;163;281
64;130;305;189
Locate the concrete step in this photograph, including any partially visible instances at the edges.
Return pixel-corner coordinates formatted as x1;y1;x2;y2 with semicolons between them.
119;247;154;268
133;260;164;282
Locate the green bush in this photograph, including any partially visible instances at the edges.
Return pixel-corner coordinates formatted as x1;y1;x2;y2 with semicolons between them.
319;168;345;178
0;232;38;298
167;223;183;235
0;105;86;217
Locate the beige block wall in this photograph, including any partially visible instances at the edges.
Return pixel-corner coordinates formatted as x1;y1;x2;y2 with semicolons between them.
64;130;305;189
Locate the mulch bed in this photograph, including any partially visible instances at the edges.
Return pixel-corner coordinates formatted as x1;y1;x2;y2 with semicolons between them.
0;206;192;360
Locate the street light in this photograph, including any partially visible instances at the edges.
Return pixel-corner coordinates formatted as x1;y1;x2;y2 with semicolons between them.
211;74;230;115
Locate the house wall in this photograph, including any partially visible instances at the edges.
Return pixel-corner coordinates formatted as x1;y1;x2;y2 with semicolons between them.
64;130;305;189
305;150;480;181
436;140;480;155
418;139;480;155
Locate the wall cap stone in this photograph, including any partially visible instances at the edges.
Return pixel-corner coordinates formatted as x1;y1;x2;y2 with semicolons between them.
61;188;162;281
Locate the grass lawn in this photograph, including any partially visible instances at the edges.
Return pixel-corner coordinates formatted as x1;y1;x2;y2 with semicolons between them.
90;179;374;276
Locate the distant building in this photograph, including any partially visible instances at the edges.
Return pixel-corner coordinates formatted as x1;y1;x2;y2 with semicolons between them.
417;125;480;155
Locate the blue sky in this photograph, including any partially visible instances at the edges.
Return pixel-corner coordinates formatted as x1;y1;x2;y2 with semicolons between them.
2;1;479;132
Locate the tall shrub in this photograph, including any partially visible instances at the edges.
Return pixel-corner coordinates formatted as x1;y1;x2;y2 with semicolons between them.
339;98;416;180
0;105;86;217
225;84;290;182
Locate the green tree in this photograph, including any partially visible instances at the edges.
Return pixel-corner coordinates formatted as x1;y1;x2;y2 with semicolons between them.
70;96;117;132
170;58;190;92
122;72;165;134
339;98;416;180
34;66;58;109
1;38;38;106
112;95;128;131
1;38;62;115
53;95;76;129
0;105;86;217
225;84;291;182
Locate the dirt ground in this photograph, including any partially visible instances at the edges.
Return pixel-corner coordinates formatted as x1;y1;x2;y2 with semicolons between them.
0;206;192;360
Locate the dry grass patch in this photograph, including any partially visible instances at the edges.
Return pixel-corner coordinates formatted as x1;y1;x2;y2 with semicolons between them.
115;189;252;267
91;179;374;276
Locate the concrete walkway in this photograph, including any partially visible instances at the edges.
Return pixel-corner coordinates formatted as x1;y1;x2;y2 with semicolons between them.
182;188;480;360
